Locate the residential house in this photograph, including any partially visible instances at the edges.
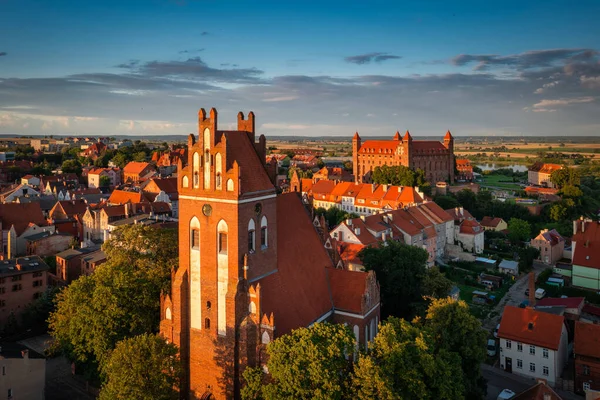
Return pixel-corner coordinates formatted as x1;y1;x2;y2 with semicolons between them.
499;259;519;276
56;245;102;283
536;297;584;321
481;216;508;232
498;306;568;386
80;248;107;276
0;203;52;258
265;154;290;168
0;256;49;325
446;207;484;254
512;381;563;400
574;321;600;394
0;343;46;400
80;141;106;160
107;189;145;205
571;219;600;290
48;199;88;241
312;166;352;182
25;231;73;258
142;177;179;217
123;161;156;183
528;162;562;188
14;195;57;218
83;204;128;243
531;229;565;266
290;154;318;169
87;167;121;188
20;175;41;187
0;183;41;203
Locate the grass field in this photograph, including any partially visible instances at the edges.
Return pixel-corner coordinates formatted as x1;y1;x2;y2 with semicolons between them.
480;174;524;190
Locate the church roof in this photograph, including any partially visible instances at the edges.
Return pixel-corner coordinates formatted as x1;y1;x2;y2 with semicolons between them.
258;193;334;335
444;130;453;140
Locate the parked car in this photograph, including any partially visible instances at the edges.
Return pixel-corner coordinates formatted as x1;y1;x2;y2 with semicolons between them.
535;288;546;299
487;339;497;357
494;324;500;338
497;389;516;399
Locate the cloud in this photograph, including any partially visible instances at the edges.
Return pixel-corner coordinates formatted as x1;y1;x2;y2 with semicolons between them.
178;48;204;54
0;52;6;57
534;81;559;94
201;31;209;36
262;95;298;102
532;96;596;112
344;52;401;65
452;49;595;71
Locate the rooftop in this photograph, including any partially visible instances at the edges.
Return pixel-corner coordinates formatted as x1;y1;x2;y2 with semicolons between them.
0;256;49;277
498;306;565;350
574;321;600;359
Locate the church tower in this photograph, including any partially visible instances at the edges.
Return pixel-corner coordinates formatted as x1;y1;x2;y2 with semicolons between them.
352;132;361;183
160;108;277;399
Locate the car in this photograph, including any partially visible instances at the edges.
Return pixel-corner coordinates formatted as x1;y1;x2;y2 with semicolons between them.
487;339;497;357
535;288;547;299
519;299;529;308
497;389;516;399
494;324;500;338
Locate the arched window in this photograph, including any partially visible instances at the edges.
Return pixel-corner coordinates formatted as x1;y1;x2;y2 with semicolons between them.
249;301;256;314
216;173;222;190
206;301;211;310
193;153;200;188
226;179;234;192
204;149;210;189
217;219;229;336
182;175;189;188
248;219;256;253
353;325;360;352
205;318;211;329
262;331;271;344
215;153;222;174
165;307;172;320
260;216;268;249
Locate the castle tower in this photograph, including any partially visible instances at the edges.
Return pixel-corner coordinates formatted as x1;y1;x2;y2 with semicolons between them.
443;130;454;152
352;132;361;183
161;108;277;399
402;130;413;168
444;131;455;183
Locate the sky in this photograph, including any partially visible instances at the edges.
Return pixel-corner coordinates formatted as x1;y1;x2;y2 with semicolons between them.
1;0;600;137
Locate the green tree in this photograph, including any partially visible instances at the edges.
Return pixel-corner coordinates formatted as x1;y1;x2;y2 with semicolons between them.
99;334;181;400
507;218;531;244
360;240;428;319
422;267;453;299
61;159;82;175
517;246;540;274
433;195;460;210
243;323;355;400
549;203;567;222
49;224;177;379
111;152;129;168
133;151;147;162
21;287;60;335
456;189;477;214
99;175;111;188
373;165;420;186
421;298;487;399
352;317;464;400
561;184;583;198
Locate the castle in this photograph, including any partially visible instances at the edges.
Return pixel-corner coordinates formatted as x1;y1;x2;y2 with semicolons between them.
160;108;380;399
352;131;455;184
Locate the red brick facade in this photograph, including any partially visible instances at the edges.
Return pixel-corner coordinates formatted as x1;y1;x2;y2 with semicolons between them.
353;130;455;184
160;109;380;400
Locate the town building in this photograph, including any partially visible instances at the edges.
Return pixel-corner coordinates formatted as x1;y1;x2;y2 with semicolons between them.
0;256;49;325
574;321;600;394
159;109;379;399
312;166;352;182
142;177;179;218
571;219;600;290
0;343;46;400
0;203;51;258
445;207;484;254
87;167;121;188
455;158;474;181
480;216;508;232
0;183;41;203
123;161;156;183
531;229;565;266
498;259;519;276
528;162;562;188
536;297;584;321
56;245;102;283
352;130;455;184
80;141;107;160
25;231;73;257
498;306;568;386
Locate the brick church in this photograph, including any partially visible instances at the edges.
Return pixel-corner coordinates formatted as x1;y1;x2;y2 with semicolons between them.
160;108;380;400
352;130;456;184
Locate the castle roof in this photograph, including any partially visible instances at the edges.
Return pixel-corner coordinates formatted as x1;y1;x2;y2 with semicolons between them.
393;131;401;140
444;130;453;140
358;140;399;153
403;130;412;141
353;132;361;140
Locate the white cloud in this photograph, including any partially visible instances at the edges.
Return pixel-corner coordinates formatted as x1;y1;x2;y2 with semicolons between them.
581;75;600;88
533;80;559;94
262;95;298;102
533;96;595;109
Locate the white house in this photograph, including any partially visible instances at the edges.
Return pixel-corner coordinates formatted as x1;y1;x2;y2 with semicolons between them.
0;184;41;203
498;306;568;386
498;259;519;276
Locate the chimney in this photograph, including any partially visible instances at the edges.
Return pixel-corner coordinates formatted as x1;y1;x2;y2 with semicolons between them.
573;220;578;235
382;232;387;242
459;207;464;215
582;220;585;233
528;272;536;307
354;227;361;235
383;184;388;192
346;219;352;226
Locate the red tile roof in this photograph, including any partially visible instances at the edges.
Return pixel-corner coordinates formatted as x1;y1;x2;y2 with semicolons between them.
102;205;126;218
420;202;453;223
583;304;600;317
498;306;565;350
358;140;399;153
300;178;313;192
123;161;151;175
326;268;367;314
572;220;600;269
574;321;600;359
412;141;447;151
444;130;453;140
512;382;562;400
533;229;564;246
258;193;334;335
536;297;584;309
337;242;365;265
397;187;423;204
0;203;47;236
481;216;503;228
221;131;275;195
144;177;178;194
108;190;143;205
56;199;88;217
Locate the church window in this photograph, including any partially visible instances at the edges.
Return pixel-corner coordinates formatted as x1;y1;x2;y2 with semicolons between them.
249;301;256;314
182;175;189;188
260;216;268;249
206;301;211;310
262;331;271;344
191;229;200;249
248;219;256;253
218;232;228;254
205;318;211;329
193;152;200;188
226;179;234;191
216;173;222;190
165;307;172;320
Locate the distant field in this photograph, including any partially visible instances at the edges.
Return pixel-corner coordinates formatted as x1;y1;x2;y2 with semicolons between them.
480;174;524;190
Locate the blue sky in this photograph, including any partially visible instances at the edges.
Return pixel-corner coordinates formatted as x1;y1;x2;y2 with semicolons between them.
1;0;599;136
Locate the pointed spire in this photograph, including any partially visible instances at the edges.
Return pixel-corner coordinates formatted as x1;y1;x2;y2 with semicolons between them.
444;130;453;140
353;132;361;140
403;130;412;141
393;131;401;140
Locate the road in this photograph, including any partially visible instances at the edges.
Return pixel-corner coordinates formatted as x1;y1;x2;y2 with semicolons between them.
482;261;549;331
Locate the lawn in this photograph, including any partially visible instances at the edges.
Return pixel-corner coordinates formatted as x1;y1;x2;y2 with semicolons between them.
480;174;524;191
